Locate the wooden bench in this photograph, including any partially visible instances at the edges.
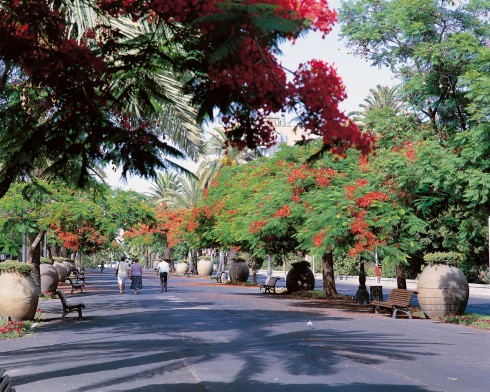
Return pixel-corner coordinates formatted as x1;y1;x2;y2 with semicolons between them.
65;277;84;294
259;276;280;294
371;289;417;319
72;269;86;284
0;368;15;392
56;290;85;320
211;272;226;283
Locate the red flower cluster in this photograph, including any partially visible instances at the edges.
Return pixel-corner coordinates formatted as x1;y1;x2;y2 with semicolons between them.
356;192;391;208
288;60;374;154
273;204;291;218
0;320;26;337
250;219;268;234
312;229;326;247
392;141;417;162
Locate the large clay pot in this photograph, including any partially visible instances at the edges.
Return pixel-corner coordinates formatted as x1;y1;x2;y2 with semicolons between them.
53;262;68;282
63;260;76;275
197;257;213;276
0;272;40;321
228;259;249;283
153;259;161;270
176;262;188;275
40;264;59;294
417;264;469;319
286;260;315;293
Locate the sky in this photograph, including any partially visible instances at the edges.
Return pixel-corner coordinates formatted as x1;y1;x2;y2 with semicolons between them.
106;2;395;193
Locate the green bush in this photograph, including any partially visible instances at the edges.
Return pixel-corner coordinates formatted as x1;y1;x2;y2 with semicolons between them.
40;257;53;264
0;260;34;276
423;252;463;267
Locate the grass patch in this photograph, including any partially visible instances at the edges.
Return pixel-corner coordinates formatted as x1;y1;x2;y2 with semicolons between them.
290;290;352;300
437;313;490;330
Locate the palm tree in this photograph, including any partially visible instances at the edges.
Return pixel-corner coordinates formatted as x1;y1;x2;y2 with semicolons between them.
58;2;205;168
197;128;259;189
148;172;181;203
159;175;203;209
348;85;403;128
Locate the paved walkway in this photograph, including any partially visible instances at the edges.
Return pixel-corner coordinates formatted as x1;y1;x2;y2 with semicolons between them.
1;269;489;391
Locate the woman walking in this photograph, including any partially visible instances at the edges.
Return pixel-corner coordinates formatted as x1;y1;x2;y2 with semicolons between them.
130;257;143;294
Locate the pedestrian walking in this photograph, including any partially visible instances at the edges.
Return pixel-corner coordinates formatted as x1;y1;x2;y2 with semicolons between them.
157;259;170;293
130;257;143;294
115;255;130;294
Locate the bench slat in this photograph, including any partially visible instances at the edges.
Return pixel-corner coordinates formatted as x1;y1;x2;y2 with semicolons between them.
259;277;280;294
56;290;85;320
372;289;416;319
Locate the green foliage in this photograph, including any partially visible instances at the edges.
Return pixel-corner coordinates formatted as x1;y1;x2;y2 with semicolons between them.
340;0;489;138
40;257;53;264
423;252;463;267
0;260;33;276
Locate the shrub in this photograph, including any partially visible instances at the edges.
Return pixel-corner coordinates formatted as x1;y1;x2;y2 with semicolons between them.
40;257;54;264
0;260;33;276
423;252;463;267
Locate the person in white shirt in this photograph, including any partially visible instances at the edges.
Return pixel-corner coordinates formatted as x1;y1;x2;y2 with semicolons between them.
115;255;130;294
157;259;170;293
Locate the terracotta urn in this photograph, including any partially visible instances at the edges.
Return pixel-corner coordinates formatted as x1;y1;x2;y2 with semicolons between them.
228;258;249;283
0;270;40;321
197;257;213;276
53;262;69;282
153;259;161;270
63;260;76;275
176;262;188;275
40;264;59;294
286;260;315;293
417;264;469;319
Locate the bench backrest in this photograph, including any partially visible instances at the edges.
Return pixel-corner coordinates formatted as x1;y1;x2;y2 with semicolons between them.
386;289;416;305
264;276;279;286
0;368;15;392
56;291;69;306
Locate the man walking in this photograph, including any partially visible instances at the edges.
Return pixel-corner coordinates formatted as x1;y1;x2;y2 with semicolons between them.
157;259;170;293
115;255;130;294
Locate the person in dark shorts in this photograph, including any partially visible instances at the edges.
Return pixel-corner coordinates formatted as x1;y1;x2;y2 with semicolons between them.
157;259;170;293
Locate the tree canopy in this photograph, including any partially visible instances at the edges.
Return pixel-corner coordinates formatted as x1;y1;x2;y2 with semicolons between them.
0;0;372;199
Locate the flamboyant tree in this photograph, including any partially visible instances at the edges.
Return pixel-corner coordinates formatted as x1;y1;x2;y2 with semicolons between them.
0;180;153;285
189;142;426;295
0;0;373;199
124;204;190;262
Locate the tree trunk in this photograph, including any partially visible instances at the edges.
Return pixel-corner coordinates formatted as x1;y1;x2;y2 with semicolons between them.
27;230;46;288
322;252;337;297
396;262;407;289
252;256;258;285
143;247;149;270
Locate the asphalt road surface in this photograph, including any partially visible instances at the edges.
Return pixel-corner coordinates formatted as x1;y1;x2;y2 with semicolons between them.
1;269;489;391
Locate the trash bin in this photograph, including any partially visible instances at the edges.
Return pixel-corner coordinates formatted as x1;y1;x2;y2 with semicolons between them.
370;285;383;302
